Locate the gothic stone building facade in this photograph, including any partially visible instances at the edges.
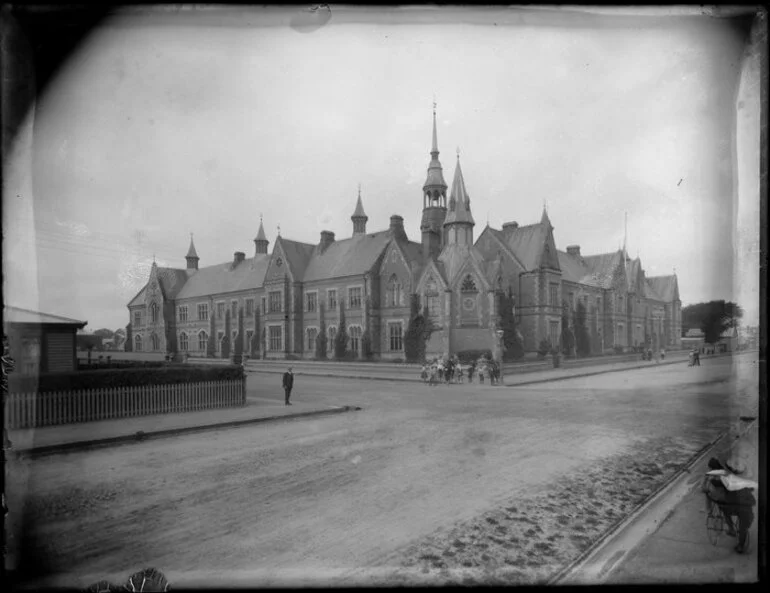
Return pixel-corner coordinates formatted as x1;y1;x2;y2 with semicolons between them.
127;111;682;360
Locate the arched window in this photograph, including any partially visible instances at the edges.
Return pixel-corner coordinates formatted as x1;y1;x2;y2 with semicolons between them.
134;335;143;352
349;326;362;354
328;325;337;344
387;274;402;307
198;331;208;351
425;278;440;319
179;332;189;352
150;333;160;351
461;274;477;292
306;327;318;351
150;302;159;324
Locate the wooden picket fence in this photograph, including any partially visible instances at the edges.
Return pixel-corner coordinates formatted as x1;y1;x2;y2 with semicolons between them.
4;379;246;429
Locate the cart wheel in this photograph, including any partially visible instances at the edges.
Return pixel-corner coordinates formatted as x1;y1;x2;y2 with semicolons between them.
706;503;723;546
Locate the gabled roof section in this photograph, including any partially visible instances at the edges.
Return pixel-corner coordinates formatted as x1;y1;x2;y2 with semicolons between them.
582;251;624;289
557;250;591;285
479;226;526;271
303;229;392;282
156;267;189;300
277;237;316;282
4;306;87;327
175;254;270;299
128;287;146;308
501;223;548;271
647;275;679;302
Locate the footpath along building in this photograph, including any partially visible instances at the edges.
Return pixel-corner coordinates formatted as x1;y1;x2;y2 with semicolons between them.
127;109;682;360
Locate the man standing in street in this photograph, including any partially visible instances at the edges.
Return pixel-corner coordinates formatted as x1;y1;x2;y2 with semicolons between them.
282;367;294;405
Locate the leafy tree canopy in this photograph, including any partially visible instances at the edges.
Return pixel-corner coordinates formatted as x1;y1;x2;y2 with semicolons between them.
682;300;743;343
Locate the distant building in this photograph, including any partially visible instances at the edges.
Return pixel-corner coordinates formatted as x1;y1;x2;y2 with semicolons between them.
3;306;87;374
127;109;682;359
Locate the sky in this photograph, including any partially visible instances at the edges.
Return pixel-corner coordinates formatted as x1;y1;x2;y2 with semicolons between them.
2;5;761;332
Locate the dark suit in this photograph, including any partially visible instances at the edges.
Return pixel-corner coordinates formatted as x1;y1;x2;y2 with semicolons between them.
282;371;294;404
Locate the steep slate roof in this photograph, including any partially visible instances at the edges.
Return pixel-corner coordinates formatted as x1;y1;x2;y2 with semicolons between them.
4;306;87;327
438;243;488;286
278;238;316;281
500;223;547;271
647;275;678;302
128;287;147;307
157;267;189;300
303;230;392;282
175;255;270;299
626;257;641;291
582;251;623;289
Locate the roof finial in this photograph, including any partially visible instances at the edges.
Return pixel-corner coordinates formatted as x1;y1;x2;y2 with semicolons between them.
623;211;628;255
433;94;436;115
190;232;193;240
456;146;460;159
277;224;281;237
153;253;156;264
260;213;263;223
358;182;361;199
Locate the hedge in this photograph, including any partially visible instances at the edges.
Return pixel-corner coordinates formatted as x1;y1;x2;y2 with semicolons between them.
8;364;245;394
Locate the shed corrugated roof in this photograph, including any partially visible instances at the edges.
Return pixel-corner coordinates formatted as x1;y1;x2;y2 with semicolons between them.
4;306;87;327
175;255;270;299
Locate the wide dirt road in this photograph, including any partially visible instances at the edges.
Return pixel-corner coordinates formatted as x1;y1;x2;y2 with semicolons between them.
10;354;754;588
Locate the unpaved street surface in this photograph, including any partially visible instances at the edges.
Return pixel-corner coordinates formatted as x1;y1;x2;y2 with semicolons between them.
7;354;753;587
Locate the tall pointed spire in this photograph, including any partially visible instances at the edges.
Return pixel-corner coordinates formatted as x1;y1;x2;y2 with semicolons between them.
254;214;269;255
351;184;368;235
540;203;552;228
444;152;475;226
422;101;448;205
185;233;199;270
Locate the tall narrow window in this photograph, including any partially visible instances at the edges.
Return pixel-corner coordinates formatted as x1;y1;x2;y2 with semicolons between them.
246;298;254;316
150;333;160;351
306;292;318;312
388;323;403;351
179;332;189;351
178;305;188;322
198;331;208;351
134;335;143;352
217;302;225;319
197;303;208;321
269;291;282;313
348;287;362;309
549;283;559;307
327;290;337;310
349;326;362;353
151;302;159;324
269;326;282;351
387;275;402;307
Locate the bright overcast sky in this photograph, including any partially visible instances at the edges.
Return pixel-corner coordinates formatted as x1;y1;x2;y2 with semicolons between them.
2;5;761;331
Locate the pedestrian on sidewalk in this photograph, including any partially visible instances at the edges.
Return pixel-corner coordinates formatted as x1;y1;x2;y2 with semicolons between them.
282;367;294;405
702;457;757;554
695;349;701;366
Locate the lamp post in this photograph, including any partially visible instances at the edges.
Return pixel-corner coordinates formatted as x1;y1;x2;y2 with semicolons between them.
495;329;504;386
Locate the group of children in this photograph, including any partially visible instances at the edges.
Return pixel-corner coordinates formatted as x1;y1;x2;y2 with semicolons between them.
420;356;502;386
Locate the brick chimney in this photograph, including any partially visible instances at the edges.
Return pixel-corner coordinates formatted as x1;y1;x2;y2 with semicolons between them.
502;221;519;234
566;245;581;257
233;251;246;267
319;230;335;253
390;215;407;241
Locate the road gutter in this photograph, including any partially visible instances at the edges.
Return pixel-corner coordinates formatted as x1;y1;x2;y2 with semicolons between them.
548;428;736;586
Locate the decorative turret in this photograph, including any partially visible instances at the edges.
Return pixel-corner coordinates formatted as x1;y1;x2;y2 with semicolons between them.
420;101;448;260
443;150;475;246
186;233;199;270
254;215;269;256
351;184;368;235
